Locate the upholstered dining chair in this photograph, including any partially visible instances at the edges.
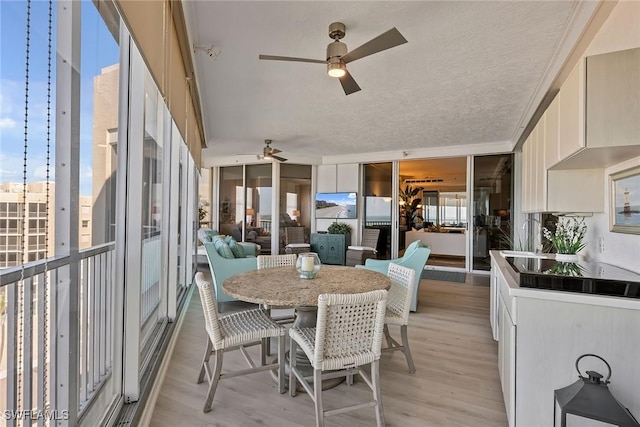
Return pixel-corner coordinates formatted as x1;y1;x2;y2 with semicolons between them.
383;263;417;373
194;273;286;412
284;227;310;255
289;290;388;427
345;228;380;266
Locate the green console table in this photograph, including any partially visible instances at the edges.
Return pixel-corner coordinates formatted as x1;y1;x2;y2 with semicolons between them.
310;233;347;265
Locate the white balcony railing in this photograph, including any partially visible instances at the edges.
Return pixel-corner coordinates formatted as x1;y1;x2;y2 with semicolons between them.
0;242;116;426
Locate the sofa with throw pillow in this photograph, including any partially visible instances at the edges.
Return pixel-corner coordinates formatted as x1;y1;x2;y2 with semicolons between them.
203;235;259;311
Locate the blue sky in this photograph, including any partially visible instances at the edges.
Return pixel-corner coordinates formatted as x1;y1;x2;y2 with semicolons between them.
0;0;119;196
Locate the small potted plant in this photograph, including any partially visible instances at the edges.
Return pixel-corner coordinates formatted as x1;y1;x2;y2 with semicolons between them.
327;222;352;236
328;221;352;248
542;216;587;262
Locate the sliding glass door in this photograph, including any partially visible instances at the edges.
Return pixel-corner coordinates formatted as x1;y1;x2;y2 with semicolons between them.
472;154;513;271
363;163;393;259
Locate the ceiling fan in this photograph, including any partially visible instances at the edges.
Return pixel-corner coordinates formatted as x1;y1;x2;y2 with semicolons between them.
259;22;408;95
257;139;287;162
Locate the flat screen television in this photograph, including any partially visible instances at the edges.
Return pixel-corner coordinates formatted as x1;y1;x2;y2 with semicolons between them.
315;192;357;219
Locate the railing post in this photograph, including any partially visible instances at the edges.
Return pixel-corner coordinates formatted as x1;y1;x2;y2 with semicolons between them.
54;1;80;424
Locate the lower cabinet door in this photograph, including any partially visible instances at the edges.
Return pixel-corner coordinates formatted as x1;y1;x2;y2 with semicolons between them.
498;294;516;427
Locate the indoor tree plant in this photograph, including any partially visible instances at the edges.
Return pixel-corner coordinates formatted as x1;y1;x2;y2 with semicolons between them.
399;185;424;230
542;216;587;262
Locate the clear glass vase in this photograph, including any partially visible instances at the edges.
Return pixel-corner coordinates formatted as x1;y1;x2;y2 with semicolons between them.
296;252;321;279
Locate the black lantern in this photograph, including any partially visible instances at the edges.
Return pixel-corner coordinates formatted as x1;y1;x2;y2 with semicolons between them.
554;354;640;427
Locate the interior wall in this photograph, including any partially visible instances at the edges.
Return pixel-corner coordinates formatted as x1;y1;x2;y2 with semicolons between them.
577;1;640;272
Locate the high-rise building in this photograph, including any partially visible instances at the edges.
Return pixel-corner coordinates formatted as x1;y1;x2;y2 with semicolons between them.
0;182;92;268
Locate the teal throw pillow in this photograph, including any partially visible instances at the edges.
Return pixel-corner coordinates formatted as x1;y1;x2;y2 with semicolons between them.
204;229;219;239
213;237;234;259
223;235;246;258
227;239;246;258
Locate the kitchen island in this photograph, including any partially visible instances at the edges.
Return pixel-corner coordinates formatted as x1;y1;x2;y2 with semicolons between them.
490;250;640;427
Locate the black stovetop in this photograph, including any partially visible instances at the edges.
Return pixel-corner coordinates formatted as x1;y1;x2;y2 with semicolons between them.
505;257;640;299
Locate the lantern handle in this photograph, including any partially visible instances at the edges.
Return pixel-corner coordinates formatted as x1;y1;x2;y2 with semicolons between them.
575;354;611;383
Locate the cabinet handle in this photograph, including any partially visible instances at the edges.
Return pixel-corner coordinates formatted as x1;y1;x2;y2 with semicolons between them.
330;246;335;250
320;246;324;250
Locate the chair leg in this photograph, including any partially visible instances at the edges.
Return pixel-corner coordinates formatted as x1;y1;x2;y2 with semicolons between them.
278;335;286;394
383;324;393;349
264;305;272;356
314;368;324;427
401;325;416;374
260;337;267;366
197;338;213;384
371;360;385;427
289;338;297;397
203;350;223;413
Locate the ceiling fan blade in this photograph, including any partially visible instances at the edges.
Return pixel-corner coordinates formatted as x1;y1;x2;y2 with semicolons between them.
259;54;326;64
271;148;282;154
272;155;288;162
341;27;408;64
339;70;361;95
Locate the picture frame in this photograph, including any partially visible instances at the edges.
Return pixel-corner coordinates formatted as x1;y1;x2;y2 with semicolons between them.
610;165;640;234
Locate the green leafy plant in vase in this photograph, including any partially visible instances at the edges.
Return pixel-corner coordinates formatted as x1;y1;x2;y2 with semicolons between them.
327;222;352;247
327;222;352;235
542;216;587;262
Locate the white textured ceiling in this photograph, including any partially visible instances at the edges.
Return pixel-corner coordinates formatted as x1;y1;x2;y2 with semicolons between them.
183;1;598;166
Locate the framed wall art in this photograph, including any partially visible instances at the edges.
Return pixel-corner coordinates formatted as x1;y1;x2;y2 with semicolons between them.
610;165;640;234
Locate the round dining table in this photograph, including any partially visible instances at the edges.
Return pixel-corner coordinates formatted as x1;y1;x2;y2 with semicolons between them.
223;264;391;389
223;264;390;307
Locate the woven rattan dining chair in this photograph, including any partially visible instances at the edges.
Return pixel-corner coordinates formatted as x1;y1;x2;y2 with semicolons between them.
345;228;380;266
284;227;310;255
383;263;417;373
194;272;286;412
289;290;388;427
257;254;297;354
257;255;297;321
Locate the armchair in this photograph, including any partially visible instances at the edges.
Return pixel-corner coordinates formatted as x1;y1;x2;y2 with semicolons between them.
345;228;380;267
356;240;430;312
284;226;310;255
204;241;259;311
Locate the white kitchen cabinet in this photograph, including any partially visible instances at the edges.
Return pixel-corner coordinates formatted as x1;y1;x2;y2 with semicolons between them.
490;258;500;341
498;292;516;427
490;251;640;427
522;124;544;213
521;78;604;213
521;104;549;213
557;59;586;162
554;49;640;169
586;48;640;150
544;95;560;169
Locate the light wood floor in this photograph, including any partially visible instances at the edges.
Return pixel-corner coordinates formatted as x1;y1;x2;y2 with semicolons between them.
149;275;507;427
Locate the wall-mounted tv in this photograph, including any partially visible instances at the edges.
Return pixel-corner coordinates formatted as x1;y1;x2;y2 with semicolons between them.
315;192;357;219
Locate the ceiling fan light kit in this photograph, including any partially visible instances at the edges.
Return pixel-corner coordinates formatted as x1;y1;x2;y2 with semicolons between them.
259;21;407;95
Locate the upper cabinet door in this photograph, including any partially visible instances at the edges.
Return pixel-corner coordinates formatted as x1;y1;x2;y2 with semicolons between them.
544;95;560;169
586;47;640;149
558;59;586;161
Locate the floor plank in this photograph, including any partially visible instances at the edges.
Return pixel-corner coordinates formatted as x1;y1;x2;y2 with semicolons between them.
148;275;507;427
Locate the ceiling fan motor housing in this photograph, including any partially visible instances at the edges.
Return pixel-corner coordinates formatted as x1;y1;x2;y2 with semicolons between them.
327;40;347;60
328;22;346;40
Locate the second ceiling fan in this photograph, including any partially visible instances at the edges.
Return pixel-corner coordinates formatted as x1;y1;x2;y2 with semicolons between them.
258;139;287;162
259;22;408;95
